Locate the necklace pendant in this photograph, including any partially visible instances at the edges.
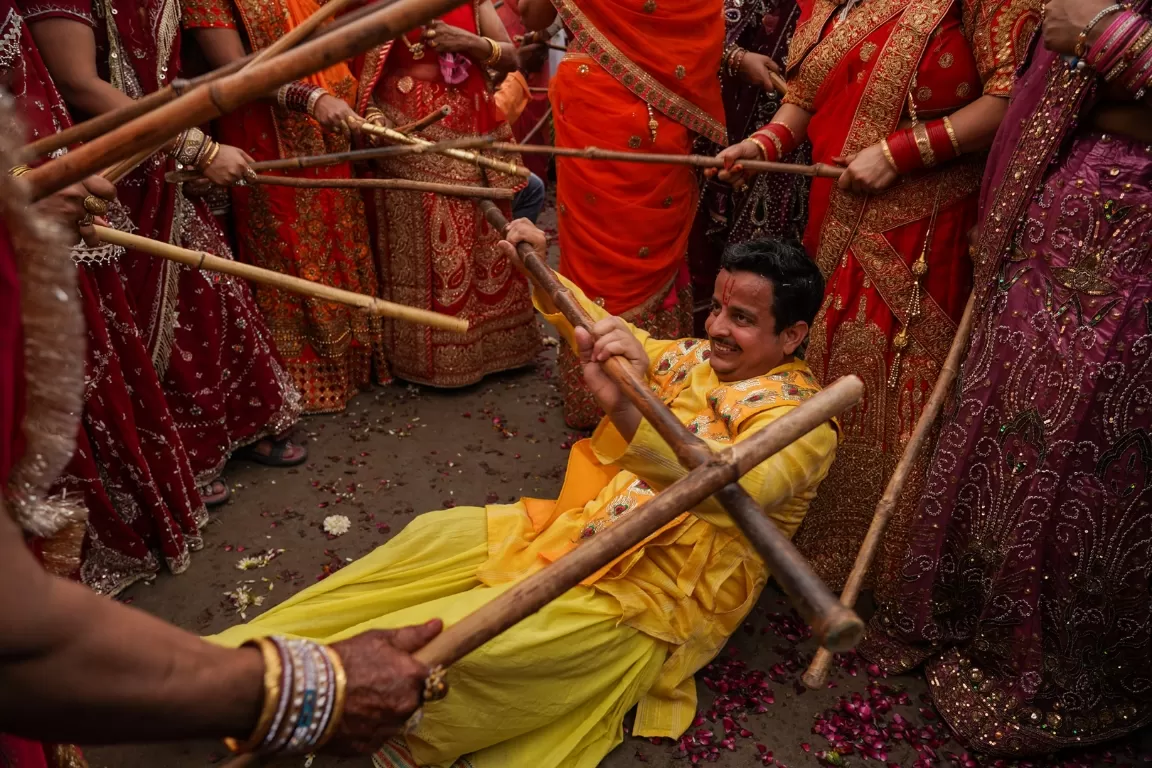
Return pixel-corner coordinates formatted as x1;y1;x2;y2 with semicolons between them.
411;42;425;60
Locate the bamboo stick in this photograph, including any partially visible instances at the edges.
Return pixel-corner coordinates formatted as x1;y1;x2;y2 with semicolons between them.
24;0;467;200
93;226;469;332
165;137;490;177
245;174;515;198
22;0;404;159
395;105;452;134
483;141;844;178
358;121;530;178
477;198;864;650
768;71;788;94
518;106;552;146
800;291;977;691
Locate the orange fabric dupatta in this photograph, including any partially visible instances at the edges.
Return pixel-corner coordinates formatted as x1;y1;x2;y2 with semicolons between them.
553;0;727;144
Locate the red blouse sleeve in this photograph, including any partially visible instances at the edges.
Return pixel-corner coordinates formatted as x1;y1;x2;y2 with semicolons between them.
964;0;1043;96
17;0;96;27
182;0;238;30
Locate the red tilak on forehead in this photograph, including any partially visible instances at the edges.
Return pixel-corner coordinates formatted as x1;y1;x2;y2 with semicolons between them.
721;273;736;305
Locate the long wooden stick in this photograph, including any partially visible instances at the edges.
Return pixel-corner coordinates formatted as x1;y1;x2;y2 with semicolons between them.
478;198;863;650
22;0;403;159
395;105;452;134
216;375;863;768
24;0;466;200
483;142;844;178
244;174;515;198
800;292;977;690
93;226;468;332
518;106;552;146
358;121;530;178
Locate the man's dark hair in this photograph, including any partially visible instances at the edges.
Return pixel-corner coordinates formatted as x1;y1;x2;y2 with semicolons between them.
719;239;824;331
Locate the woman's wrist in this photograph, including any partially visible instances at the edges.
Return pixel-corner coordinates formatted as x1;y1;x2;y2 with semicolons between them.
210;645;266;740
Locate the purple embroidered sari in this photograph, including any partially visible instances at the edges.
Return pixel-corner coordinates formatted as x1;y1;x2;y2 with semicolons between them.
861;26;1152;757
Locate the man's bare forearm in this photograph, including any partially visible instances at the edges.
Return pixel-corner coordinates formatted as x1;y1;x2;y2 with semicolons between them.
0;512;263;743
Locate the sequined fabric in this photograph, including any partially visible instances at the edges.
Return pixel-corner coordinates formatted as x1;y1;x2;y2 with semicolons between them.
862;49;1152;753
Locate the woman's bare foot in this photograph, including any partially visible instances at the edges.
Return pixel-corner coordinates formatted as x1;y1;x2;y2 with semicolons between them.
200;477;231;507
238;436;308;467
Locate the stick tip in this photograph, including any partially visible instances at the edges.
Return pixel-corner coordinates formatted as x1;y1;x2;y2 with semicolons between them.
812;607;865;653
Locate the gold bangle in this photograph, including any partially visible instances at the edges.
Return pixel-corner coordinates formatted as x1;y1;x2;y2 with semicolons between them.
483;37;501;67
912;122;936;168
315;645;347;749
225;638;284;754
880;138;897;171
746;136;769;161
197;141;221;171
8;165;31;177
942;116;961;155
755;129;785;160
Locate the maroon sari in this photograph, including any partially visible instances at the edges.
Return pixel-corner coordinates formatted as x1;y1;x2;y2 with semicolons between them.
863;25;1152;755
5;0;216;596
22;0;300;487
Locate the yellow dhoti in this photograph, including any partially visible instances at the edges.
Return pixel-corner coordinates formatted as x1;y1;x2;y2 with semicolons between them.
211;506;667;768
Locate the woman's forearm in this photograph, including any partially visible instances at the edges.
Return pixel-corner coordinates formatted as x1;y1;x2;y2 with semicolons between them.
28;18;136;116
944;94;1009;154
190;27;248;69
0;512;263;744
477;1;519;73
769;103;813;144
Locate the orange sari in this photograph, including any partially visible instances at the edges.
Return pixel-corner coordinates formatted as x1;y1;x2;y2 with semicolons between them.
550;0;726;428
785;0;1040;592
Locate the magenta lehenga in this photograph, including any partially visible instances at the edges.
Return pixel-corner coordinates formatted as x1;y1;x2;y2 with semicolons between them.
860;31;1152;757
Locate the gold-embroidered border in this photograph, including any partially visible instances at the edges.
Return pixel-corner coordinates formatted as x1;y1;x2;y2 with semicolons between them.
551;0;726;145
786;0;840;77
787;0;909;119
814;0;956;285
972;62;1093;294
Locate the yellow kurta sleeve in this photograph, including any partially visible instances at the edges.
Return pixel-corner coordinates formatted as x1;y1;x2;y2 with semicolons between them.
592;408;838;535
532;273;678;364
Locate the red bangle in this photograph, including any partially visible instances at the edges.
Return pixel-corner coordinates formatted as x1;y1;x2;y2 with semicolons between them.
884;127;923;174
750;122;798;163
925;119;957;164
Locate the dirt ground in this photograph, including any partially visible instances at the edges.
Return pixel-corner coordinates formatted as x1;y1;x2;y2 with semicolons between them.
83;209;1147;768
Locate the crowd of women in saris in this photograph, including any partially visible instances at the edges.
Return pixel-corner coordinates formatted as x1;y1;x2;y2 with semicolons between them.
4;0;1152;760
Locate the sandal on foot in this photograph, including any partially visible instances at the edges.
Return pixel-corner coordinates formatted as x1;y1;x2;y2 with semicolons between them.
238;436;308;468
200;478;231;507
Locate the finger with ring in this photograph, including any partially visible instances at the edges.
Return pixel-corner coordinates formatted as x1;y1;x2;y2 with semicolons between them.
83;195;109;217
79;213;94;226
244;168;257;181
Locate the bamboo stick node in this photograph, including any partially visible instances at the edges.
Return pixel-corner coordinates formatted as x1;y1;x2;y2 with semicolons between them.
358;121;528;178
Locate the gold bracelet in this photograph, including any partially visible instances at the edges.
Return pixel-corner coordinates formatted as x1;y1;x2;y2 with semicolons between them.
8;165;31;177
483;37;502;67
225;638;284;753
197;141;221;171
942;115;961;155
912;122;936;168
315;645;348;749
746;136;769;161
880;138;897;171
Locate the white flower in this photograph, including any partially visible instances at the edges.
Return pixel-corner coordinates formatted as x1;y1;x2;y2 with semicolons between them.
323;514;351;537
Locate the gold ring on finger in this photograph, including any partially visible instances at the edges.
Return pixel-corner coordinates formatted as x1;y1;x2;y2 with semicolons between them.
244;168;257;181
79;213;94;226
83;195;109;217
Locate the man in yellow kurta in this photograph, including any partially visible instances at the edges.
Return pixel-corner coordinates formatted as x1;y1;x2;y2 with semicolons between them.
213;222;840;768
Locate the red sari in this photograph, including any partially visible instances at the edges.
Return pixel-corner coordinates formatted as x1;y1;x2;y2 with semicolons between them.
785;0;1040;592
24;0;301;485
354;2;540;388
549;0;725;428
8;0;222;595
183;0;389;414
